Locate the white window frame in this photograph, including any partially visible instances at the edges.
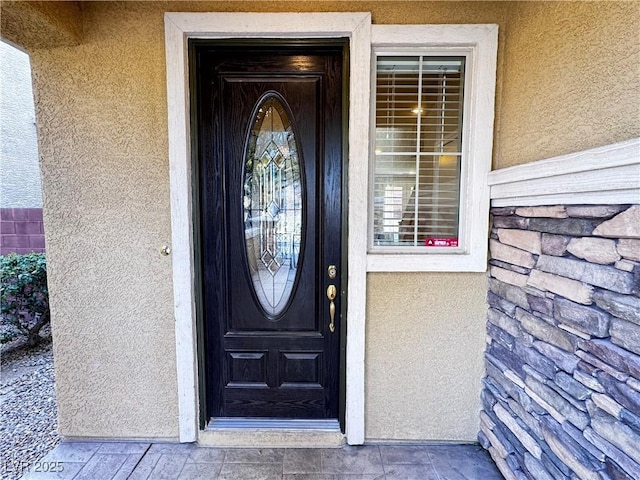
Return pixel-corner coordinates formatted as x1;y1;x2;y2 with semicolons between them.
367;25;498;272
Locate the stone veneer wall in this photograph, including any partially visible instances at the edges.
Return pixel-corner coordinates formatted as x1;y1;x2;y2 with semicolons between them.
0;208;46;255
479;204;640;480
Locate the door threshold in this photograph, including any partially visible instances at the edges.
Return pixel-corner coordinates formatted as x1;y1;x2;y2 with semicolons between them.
199;418;345;448
208;418;340;430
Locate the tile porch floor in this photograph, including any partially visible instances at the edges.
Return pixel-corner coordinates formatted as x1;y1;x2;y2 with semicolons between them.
20;442;504;480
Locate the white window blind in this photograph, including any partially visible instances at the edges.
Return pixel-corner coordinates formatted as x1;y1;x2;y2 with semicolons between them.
373;56;465;248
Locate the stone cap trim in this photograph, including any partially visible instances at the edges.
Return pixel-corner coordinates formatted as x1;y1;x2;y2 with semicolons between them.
489;138;640;207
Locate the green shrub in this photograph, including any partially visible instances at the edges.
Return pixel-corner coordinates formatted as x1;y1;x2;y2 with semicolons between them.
0;253;50;346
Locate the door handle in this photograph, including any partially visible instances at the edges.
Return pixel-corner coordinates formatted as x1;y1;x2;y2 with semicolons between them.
327;285;337;333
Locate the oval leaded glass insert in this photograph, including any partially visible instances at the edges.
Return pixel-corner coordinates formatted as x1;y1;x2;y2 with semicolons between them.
243;95;303;317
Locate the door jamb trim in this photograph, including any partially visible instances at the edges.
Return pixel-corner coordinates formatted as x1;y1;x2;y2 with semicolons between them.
164;12;371;444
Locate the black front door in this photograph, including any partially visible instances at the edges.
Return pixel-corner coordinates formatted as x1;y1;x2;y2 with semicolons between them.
194;42;344;420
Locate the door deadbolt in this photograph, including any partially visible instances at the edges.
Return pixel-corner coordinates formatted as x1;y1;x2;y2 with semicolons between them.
327;264;337;279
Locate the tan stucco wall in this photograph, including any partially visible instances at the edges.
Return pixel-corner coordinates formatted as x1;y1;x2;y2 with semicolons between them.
2;1;637;440
0;1;81;48
27;2;178;439
497;1;640;167
366;273;488;441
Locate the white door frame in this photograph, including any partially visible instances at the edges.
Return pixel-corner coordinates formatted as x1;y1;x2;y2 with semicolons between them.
164;12;371;444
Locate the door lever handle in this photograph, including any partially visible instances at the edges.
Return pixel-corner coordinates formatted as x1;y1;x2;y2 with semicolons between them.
327;285;337;333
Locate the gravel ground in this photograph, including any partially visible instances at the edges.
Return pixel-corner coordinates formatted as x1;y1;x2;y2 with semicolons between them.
1;338;59;480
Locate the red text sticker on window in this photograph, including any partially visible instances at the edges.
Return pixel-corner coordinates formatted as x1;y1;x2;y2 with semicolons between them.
425;238;458;247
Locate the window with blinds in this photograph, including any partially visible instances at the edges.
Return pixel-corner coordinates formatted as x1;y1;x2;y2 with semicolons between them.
372;56;465;249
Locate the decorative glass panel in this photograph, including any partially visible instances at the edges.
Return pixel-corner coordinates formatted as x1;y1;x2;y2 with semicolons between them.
244;96;303;316
373;56;465;248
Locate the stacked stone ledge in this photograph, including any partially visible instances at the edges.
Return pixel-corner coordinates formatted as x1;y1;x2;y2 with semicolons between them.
480;205;640;480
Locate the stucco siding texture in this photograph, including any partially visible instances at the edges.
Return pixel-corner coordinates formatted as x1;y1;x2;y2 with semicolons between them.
0;1;81;49
366;273;488;442
498;1;640;167
0;41;42;208
8;1;638;440
29;4;177;438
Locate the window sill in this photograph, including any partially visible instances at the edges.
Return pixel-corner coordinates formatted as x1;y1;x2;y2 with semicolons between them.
366;251;488;272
